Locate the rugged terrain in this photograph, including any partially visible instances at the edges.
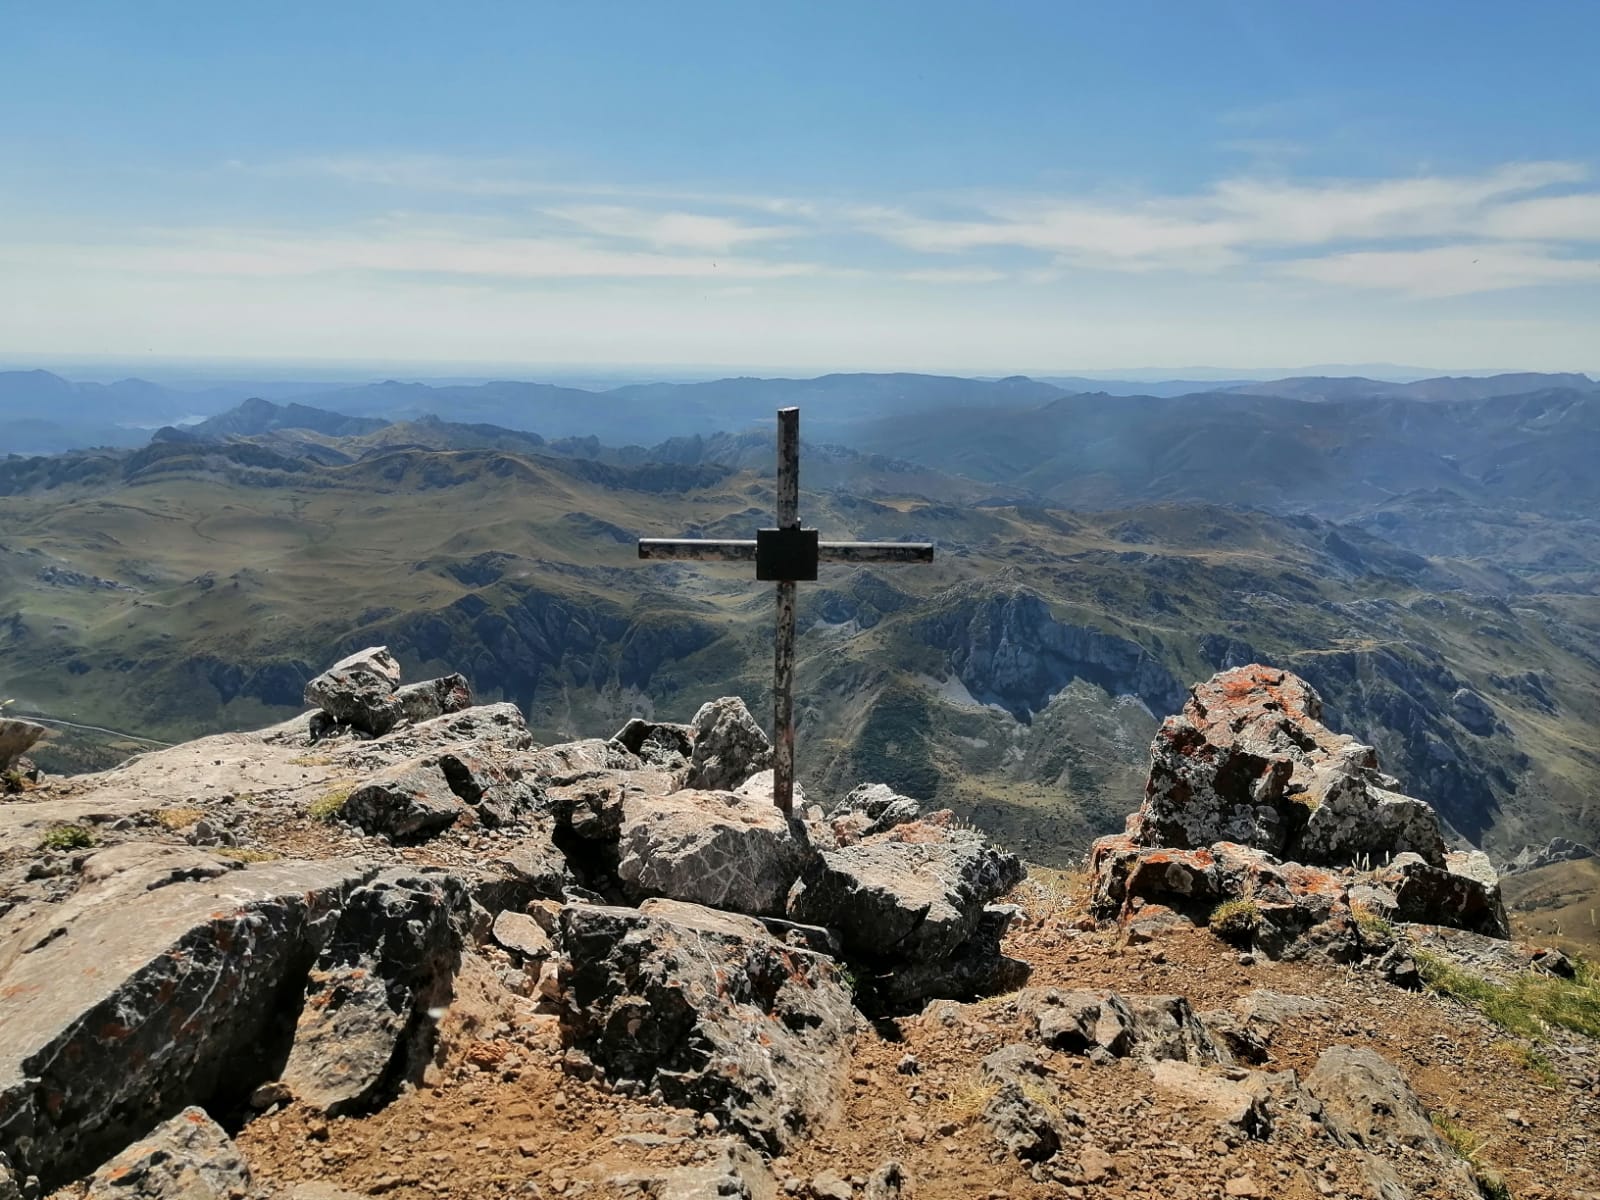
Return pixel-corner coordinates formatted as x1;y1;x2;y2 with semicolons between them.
5;387;1600;863
0;655;1594;1200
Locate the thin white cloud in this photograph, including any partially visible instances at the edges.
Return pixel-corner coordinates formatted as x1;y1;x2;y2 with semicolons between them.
1282;243;1600;298
0;224;826;282
543;205;800;253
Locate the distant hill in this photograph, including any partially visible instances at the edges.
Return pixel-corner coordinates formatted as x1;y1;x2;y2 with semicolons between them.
1225;371;1598;403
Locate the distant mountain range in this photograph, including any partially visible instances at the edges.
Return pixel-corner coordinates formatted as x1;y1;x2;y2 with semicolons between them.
2;367;1594;456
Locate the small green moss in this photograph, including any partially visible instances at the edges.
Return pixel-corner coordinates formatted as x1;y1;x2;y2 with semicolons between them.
39;824;96;851
308;782;356;822
1209;897;1261;942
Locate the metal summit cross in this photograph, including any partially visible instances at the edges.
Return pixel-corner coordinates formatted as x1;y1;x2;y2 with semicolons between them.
638;407;934;814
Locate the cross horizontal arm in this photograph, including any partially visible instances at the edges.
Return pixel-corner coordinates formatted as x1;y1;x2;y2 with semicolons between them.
639;538;757;562
638;538;934;564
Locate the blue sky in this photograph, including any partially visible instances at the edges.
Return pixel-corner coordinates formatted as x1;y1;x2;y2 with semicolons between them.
3;1;1598;373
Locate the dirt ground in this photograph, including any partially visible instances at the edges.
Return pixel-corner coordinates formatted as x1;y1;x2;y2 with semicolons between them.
214;886;1600;1200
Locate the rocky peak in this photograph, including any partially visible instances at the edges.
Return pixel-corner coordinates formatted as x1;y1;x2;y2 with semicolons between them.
1096;664;1509;958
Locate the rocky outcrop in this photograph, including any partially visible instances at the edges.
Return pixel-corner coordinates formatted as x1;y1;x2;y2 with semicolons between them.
616;787;812;916
916;586;1185;720
0;855;468;1188
1017;989;1230;1065
685;696;773;791
1503;836;1595;875
0;720;44;772
788;815;1028;1011
83;1107;250;1200
341;758;467;841
304;646;473;739
557;901;857;1152
1091;666;1508;957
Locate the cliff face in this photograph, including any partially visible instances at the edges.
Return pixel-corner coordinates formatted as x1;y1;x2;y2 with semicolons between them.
916;588;1185;720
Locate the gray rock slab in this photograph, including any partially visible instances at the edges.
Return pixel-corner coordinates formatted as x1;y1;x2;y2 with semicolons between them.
84;1106;249;1200
558;901;857;1152
0;857;373;1188
617;787;813;916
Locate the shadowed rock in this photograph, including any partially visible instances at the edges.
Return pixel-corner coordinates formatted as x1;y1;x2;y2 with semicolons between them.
304;646;404;737
83;1107;249;1200
557;901;857;1152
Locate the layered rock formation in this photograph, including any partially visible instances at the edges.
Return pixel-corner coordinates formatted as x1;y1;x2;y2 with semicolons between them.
0;656;1028;1192
1092;665;1510;958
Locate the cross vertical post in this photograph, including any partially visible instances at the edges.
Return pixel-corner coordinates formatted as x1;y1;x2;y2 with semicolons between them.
773;407;800;813
636;407;933;813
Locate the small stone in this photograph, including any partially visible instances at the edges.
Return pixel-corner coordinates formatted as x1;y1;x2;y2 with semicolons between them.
1225;1177;1261;1198
897;1054;920;1075
1078;1145;1115;1183
811;1169;854;1200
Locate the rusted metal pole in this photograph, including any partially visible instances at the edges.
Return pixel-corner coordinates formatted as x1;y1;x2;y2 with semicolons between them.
773;407;800;814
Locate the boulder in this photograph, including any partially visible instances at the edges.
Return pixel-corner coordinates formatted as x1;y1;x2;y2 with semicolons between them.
826;783;921;843
491;910;553;962
341;759;466;841
1297;770;1447;868
685;696;773;791
1376;853;1509;938
278;871;469;1115
393;674;473;723
615;787;813;916
605;1137;775;1200
978;1044;1081;1162
303;646;404;736
1145;1061;1273;1138
83;1107;249;1200
435;751;540;829
1020;989;1230;1065
0;720;45;771
610;717;695;772
0;857;433;1189
1304;1047;1480;1199
557;901;857;1152
867;904;1030;1012
788;820;1023;963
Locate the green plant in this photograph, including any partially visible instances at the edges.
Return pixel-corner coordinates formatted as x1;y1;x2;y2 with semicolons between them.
1416;950;1600;1040
1209;897;1261;943
308;782;356;821
213;846;279;863
1351;903;1396;947
1430;1113;1512;1199
38;824;96;851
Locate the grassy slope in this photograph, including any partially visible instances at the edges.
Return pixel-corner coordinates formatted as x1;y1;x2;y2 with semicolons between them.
3;447;1599;864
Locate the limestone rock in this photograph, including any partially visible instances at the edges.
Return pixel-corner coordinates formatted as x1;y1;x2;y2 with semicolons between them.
0;720;45;771
558;901;856;1151
0;857;378;1188
84;1107;249;1200
863;1161;907;1200
304;646;404;736
341;759;466;841
685;696;772;791
606;1137;775;1200
278;871;469;1115
826;783;921;843
978;1044;1080;1162
1305;1047;1480;1199
616;787;812;916
491;910;553;962
1145;1060;1273;1137
393;674;473;723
